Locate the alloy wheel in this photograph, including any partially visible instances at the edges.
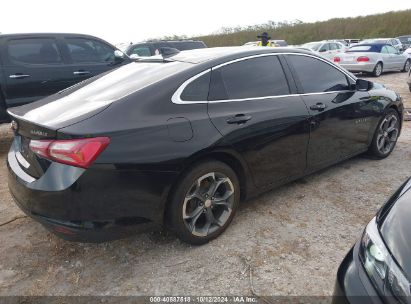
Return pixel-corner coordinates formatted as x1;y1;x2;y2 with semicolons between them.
375;64;382;76
376;114;399;155
405;60;411;72
182;172;235;237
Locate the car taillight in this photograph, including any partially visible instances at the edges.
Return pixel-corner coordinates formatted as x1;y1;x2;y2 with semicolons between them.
334;57;341;63
357;56;370;62
29;137;110;168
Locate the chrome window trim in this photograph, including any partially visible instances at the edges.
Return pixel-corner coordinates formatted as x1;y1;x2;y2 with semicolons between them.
171;69;211;104
172;52;356;105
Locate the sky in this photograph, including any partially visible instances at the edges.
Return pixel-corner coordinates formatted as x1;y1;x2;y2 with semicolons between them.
0;0;410;45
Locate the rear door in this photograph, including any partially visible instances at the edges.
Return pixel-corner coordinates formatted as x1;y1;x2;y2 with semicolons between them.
61;36;125;85
0;36;72;107
207;54;310;188
285;54;376;172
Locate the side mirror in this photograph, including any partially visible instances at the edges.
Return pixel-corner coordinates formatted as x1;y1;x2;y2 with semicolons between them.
356;79;373;91
319;48;326;53
114;50;125;63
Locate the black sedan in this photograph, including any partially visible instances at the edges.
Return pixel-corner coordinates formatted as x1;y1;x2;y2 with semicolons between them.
333;178;411;304
7;47;404;244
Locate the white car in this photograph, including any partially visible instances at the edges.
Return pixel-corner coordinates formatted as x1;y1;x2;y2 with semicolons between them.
301;41;346;61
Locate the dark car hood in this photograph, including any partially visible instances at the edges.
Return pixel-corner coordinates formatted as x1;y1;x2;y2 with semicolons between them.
8;61;191;130
380;178;411;279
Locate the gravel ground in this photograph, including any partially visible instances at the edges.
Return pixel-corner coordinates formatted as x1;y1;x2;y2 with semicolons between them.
0;72;410;297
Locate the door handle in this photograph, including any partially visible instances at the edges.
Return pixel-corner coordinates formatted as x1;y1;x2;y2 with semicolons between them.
226;114;252;124
310;103;327;111
73;70;91;76
9;74;30;79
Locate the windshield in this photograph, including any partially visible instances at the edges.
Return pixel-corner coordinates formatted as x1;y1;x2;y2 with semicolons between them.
302;42;322;51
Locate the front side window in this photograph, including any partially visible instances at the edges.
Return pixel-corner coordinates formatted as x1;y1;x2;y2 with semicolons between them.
66;38;115;63
7;38;62;65
288;55;350;93
386;45;398;54
209;56;290;101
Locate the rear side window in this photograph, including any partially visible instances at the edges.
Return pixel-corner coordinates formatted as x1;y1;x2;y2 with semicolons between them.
330;43;341;50
181;72;210;101
288;55;350;93
209;56;290;100
7;38;62;64
319;44;329;52
66;38;115;63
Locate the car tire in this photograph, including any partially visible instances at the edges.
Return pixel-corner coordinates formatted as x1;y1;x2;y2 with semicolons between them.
167;160;240;245
368;109;400;159
402;59;411;72
372;62;383;77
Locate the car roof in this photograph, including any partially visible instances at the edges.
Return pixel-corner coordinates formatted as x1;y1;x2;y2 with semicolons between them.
167;46;312;64
0;32;102;38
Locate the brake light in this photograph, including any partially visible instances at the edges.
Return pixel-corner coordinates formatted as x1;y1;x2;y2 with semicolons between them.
357;56;370;62
29;137;110;168
333;57;341;63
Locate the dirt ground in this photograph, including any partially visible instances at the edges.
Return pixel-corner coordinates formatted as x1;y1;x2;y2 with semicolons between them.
0;72;410;297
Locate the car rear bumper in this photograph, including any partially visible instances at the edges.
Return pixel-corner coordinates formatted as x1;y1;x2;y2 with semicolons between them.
7;137;178;242
332;241;383;304
340;63;376;73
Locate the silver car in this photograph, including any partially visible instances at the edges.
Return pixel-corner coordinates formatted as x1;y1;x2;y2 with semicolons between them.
301;41;346;61
334;43;411;77
408;69;411;92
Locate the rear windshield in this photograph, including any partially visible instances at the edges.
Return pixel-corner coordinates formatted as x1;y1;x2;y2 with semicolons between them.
21;61;191;126
347;45;381;52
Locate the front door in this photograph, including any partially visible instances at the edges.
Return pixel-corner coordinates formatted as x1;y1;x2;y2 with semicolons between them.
207;55;310;188
60;36;126;86
285;54;377;172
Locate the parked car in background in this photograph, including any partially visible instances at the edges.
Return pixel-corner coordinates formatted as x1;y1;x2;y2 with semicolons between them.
0;33;130;123
243;40;288;47
334;43;410;77
330;39;349;47
344;39;361;46
362;38;404;52
125;40;207;58
333;178;411;304
301;41;346;60
396;35;411;49
7;47;403;245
